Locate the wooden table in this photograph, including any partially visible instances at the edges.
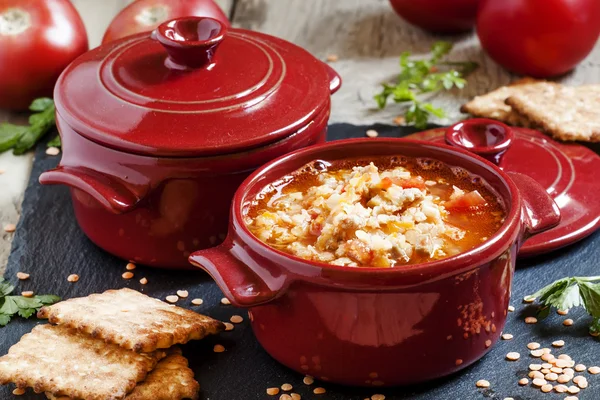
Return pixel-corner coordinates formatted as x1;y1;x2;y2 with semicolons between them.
1;0;599;273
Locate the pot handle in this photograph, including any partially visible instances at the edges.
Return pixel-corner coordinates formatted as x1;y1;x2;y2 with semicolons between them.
39;166;145;214
323;62;342;94
508;172;561;238
189;238;285;307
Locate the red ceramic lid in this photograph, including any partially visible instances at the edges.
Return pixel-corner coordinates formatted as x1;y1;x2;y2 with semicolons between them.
54;17;334;157
409;122;600;257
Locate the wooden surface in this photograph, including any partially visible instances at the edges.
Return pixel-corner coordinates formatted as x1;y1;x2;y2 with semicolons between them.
1;0;600;273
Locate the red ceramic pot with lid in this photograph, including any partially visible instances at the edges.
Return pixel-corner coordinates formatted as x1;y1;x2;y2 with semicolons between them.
189;119;560;386
39;17;341;268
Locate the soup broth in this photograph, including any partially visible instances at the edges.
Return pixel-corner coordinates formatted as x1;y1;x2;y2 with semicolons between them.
244;156;505;268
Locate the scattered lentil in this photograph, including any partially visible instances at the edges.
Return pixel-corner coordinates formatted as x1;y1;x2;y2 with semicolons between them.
303;376;314;385
575;364;586;372
553;340;566;347
281;384;293;391
528;342;541;350
371;395;385;400
366;129;379;138
519;378;529;386
139;277;148;285
555;384;568;393
551;367;564;374
455;359;463;366
191;298;204;306
280;394;292;400
165;295;179;303
3;223;16;233
230;315;244;324
545;373;558;381
213;344;225;353
541;368;551;374
564;397;578;400
530;371;544;380
125;262;136;270
46;147;60;156
67;274;79;283
122;272;134;279
530;364;542;371
508;305;515;312
558;375;572;384
532;378;547;387
177;290;189;298
16;272;29;280
572;376;584;384
12;388;25;395
393;116;405;125
531;349;545;357
502;334;514;340
224;322;234;331
563;319;574;326
525;317;538;324
588;366;600;374
485;339;492;348
542;363;553;369
564;368;575;376
558;354;572;361
523;296;536;303
291;394;301;400
577;379;588;389
542;353;555;362
556;360;570;368
313;387;326;394
506;352;520;361
557;309;569;315
21;291;33;298
476;380;490;388
541;384;553;393
267;388;280;396
567;385;580;394
221;297;231;305
326;54;339;62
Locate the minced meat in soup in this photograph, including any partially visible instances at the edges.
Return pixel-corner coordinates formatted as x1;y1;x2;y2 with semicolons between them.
244;156;505;268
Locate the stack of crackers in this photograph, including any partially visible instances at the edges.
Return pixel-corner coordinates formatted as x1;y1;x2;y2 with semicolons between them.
461;78;600;142
0;288;224;399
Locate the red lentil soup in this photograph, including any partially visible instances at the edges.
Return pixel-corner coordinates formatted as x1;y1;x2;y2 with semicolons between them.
244;155;505;268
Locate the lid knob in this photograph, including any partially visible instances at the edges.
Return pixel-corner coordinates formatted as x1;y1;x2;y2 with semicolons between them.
445;119;514;166
153;17;226;70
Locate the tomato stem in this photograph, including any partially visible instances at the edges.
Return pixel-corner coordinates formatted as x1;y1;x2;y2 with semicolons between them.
0;8;31;36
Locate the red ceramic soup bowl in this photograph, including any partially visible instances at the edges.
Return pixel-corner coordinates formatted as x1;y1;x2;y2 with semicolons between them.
189;128;560;386
38;17;341;268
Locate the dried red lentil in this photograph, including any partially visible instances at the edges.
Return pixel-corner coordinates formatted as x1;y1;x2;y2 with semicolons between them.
224;322;234;331
476;380;490;388
267;388;280;395
67;274;79;282
176;290;189;298
555;384;568;393
558;374;572;383
279;395;292;400
3;223;16;233
531;349;545;357
281;383;292;391
21;291;33;298
290;394;301;400
139;277;148;285
16;272;29;280
303;376;314;385
518;378;529;386
221;297;231;305
506;352;520;361
530;371;544;380
501;333;513;340
371;395;385;400
125;262;136;270
122;272;134;279
545;373;558;381
508;305;515;312
541;384;553;393
213;344;225;353
165;295;179;303
557;309;569;315
563;318;574;326
191;298;204;306
588;366;600;374
326;54;339;62
552;340;565;347
230;315;244;324
523;296;535;303
567;385;580;394
313;387;326;394
12;388;25;395
366;129;379;138
485;339;492;348
575;364;586;372
46;147;60;156
525;317;538;324
528;342;541;350
532;378;547;387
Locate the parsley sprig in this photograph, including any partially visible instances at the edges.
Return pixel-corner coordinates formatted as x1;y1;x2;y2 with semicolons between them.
374;41;478;129
0;97;59;155
526;276;600;336
0;278;60;326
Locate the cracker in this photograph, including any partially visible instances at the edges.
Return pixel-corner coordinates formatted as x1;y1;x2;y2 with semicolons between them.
460;78;551;125
506;84;600;142
38;288;224;353
45;348;199;400
0;324;164;400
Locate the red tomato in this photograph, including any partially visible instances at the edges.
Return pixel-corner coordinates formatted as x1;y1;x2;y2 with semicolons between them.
477;0;600;78
0;0;88;111
102;0;230;44
388;0;480;34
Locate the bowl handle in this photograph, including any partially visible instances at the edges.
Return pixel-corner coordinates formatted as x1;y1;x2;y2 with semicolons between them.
39;166;145;214
323;62;342;95
508;172;561;239
189;238;285;307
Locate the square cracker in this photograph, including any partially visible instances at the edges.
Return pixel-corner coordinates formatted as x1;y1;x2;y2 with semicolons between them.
38;288;224;353
460;78;554;125
0;324;165;400
506;84;600;142
46;348;200;400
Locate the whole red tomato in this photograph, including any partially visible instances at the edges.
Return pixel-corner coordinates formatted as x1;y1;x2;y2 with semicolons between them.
389;0;480;34
102;0;230;44
477;0;600;78
0;0;88;111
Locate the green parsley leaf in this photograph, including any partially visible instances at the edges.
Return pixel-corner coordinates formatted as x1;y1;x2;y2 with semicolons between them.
0;278;14;297
527;276;600;336
35;295;61;305
0;296;19;315
0;314;11;326
0;98;57;155
0;278;60;327
374;41;477;129
29;97;54;112
47;135;62;148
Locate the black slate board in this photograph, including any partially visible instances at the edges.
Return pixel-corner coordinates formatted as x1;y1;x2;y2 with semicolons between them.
1;123;599;400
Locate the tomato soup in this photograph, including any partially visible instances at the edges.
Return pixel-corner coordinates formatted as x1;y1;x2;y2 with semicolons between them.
244;156;505;268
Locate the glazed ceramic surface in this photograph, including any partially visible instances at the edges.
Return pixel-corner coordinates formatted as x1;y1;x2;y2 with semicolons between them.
409;120;600;256
39;17;341;268
190;133;560;385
